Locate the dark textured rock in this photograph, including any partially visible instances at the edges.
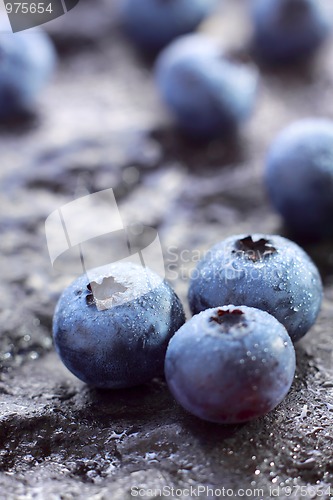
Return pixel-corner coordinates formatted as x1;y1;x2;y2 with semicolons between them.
1;0;333;497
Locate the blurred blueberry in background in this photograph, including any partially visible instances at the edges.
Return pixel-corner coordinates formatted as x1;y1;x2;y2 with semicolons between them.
265;119;333;241
0;26;56;118
120;0;217;51
250;0;331;62
155;34;259;139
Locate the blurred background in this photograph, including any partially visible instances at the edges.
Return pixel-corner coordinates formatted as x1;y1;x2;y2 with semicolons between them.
1;0;333;497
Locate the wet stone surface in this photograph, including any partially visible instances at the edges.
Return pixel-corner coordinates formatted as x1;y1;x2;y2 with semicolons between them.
1;0;333;498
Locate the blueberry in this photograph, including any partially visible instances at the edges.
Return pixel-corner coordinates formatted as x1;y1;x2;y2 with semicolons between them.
265;119;333;241
0;29;56;119
165;305;296;424
154;34;259;138
53;262;185;388
120;0;217;51
250;0;331;62
188;234;322;342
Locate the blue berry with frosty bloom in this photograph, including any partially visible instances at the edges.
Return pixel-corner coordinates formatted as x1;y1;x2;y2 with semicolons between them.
165;305;296;424
53;262;185;388
188;233;322;342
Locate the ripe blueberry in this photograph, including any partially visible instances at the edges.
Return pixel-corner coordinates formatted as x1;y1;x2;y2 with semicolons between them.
155;34;259;138
120;0;217;51
165;305;296;424
0;29;56;119
188;234;323;342
265;119;333;241
53;262;185;388
250;0;331;62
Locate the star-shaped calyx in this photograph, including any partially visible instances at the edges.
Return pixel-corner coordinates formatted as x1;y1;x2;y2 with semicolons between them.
209;309;246;332
233;236;277;262
86;276;128;311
